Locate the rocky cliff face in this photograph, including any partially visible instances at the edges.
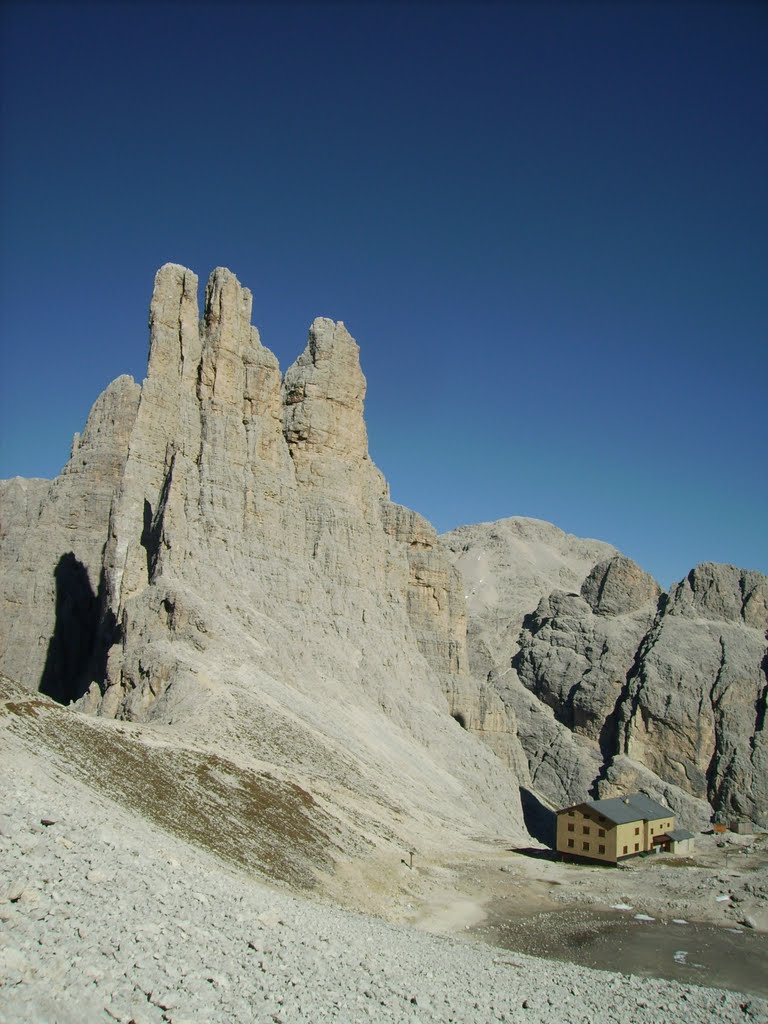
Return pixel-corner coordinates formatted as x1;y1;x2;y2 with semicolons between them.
0;378;141;703
619;564;768;825
0;265;526;862
514;556;661;744
2;264;765;854
443;523;768;829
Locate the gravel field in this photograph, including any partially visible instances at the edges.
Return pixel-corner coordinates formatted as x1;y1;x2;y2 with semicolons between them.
2;742;766;1024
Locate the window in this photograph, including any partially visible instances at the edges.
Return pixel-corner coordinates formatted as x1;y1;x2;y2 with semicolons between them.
634;843;639;852
622;845;628;855
651;828;654;834
568;811;575;817
598;828;605;837
634;827;640;835
567;839;574;848
583;826;590;835
567;824;574;832
598;844;605;854
583;842;589;851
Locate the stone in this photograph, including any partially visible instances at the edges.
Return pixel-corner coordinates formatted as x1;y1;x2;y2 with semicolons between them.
619;563;768;825
0;264;527;878
512;582;655;742
2;261;765;875
580;555;661;617
445;525;767;828
442;517;616;680
0;376;140;703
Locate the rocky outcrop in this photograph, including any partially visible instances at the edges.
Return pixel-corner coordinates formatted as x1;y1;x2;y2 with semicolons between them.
443;518;616;681
619;564;768;826
581;556;662;617
0;265;527;857
445;522;768;829
439;521;619;804
513;556;661;744
2;264;765;853
0;377;141;703
283;317;386;505
666;563;768;627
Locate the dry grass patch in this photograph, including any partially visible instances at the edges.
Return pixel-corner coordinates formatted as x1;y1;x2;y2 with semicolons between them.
2;679;356;888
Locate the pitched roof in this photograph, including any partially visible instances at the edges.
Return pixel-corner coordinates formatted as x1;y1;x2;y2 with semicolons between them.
667;828;694;841
561;792;672;825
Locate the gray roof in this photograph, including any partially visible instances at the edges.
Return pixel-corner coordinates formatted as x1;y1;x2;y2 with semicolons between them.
667;828;695;841
571;792;672;825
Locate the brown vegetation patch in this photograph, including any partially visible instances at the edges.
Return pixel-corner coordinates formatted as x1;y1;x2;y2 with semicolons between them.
2;697;53;718
3;679;350;888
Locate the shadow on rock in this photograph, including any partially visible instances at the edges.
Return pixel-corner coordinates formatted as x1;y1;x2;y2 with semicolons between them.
519;787;556;847
39;552;100;705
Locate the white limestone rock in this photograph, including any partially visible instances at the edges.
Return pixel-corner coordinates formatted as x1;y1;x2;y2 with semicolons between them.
0;376;140;701
0;265;527;867
446;521;767;828
620;564;768;825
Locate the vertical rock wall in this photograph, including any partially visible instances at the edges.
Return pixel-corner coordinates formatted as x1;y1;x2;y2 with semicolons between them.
0;264;525;844
444;522;768;829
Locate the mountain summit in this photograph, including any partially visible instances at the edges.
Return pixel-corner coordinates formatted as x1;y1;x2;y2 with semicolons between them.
0;265;527;888
1;266;765;889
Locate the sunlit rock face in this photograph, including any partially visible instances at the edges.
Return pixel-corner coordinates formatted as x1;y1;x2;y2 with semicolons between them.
619;564;768;827
0;377;141;704
0;265;526;856
513;556;661;743
444;522;768;829
2;264;764;852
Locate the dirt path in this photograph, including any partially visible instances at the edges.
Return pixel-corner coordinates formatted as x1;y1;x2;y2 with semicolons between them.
392;831;768;999
401;830;768;937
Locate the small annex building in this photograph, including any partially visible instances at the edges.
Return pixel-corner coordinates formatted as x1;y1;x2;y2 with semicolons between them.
666;828;695;854
556;793;689;864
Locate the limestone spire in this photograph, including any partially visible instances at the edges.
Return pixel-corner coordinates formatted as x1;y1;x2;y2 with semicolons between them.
146;264;201;388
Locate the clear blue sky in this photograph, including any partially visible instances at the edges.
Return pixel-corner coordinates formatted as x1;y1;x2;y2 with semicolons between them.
1;1;766;589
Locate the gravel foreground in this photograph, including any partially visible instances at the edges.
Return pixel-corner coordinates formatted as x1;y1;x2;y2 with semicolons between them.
2;746;766;1024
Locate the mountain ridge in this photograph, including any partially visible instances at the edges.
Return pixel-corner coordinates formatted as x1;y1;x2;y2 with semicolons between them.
1;265;765;875
0;265;528;883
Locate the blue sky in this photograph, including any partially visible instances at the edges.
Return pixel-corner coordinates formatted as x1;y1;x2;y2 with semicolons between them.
1;1;766;588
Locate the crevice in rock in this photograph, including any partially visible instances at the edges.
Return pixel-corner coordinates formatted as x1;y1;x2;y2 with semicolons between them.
561;679;581;730
616;607;666;752
140;454;176;582
750;649;767;753
705;637;727;807
739;574;748;623
195;352;205;404
590;609;665;796
84;562;122;702
515;609;545;642
708;742;737;816
591;560;611;612
597;664;637;764
140;499;158;577
177;271;191;379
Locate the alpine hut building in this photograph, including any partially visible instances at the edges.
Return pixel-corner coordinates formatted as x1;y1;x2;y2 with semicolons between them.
556;793;694;864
